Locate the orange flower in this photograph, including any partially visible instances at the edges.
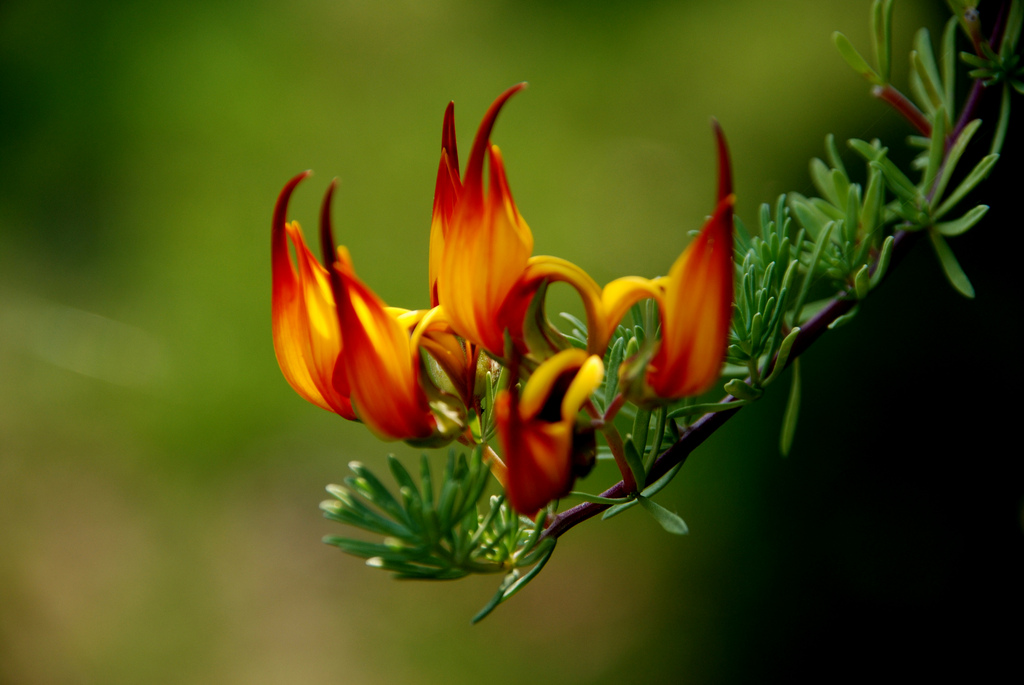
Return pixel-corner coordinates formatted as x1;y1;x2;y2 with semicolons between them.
608;122;735;402
435;83;534;355
494;349;603;516
272;173;462;443
272;171;355;420
428;101;460;308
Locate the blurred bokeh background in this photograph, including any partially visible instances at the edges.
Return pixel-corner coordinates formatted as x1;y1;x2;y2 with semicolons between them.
1;0;1021;682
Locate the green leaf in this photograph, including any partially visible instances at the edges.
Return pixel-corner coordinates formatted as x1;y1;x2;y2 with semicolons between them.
348;461;405;520
848;138;886;162
826;133;848;178
833;31;883;84
666;399;748;418
763;327;801;386
935;154;999;220
637;495;689;535
870;235;895;289
567;491;632;505
992;83;1012;156
941;17;957;114
872;0;895;83
923;106;947;190
791;221;835;326
601;498;639;520
868;159;920;205
779;358;801;457
623;438;647;491
928;229;975;298
912;29;944;111
935;205;989;236
472;571;519;624
932;119;981;204
631;407;652;460
724;378;763;400
602;336;625;409
641;462;684;499
828;305;859;329
854;264;871;300
810;158;840;206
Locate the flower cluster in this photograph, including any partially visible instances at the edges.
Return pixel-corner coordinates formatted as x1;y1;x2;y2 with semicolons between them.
272;84;735;517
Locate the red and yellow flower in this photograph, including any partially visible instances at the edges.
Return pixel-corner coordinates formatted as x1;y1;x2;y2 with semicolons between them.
608;122;735;402
494;348;604;516
272;173;464;444
434;84;534;356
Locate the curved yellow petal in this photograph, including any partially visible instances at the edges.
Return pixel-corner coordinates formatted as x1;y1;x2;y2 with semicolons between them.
601;275;664;344
561;355;604;422
519;348;589;419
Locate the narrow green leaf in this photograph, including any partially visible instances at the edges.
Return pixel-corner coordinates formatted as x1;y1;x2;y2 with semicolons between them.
833;31;883;84
848;138;886;162
567;491;633;505
724;379;763;401
603;336;625;409
637;495;689;535
641;462;684;499
348;461;404;519
912;29;944;111
779;359;801;457
763;327;801;386
854;265;871;300
936;205;989;236
387;455;420;500
868;158;920;204
419;454;434;508
601;499;640;520
924;106;947;191
928;229;975;298
828;305;859;329
870;235;895;289
810;158;840;206
631;408;652;460
992;83;1011;156
472;571;518;624
558;311;588;338
623;438;647;491
323;535;417;562
666;400;748;418
935;154;999;220
933;119;982;203
941;16;957;114
860;167;884;239
500;542;556;602
791;221;835;326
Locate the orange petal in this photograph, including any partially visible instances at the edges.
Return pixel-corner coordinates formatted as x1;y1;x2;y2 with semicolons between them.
271;172;355;419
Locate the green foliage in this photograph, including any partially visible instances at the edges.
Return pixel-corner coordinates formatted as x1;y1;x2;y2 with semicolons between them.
322;449;541;580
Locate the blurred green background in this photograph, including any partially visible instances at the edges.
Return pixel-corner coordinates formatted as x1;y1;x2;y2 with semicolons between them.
2;0;1021;682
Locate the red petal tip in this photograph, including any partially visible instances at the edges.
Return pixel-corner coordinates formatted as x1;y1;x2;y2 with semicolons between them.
711;120;732;202
442;101;459;176
273;171;312;233
319;179;339;269
464;84;527;197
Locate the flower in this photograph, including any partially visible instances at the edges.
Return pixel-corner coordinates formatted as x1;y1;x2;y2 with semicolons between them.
495;348;604;516
271;171;355;420
272;173;463;443
608;122;735;402
435;83;534;356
